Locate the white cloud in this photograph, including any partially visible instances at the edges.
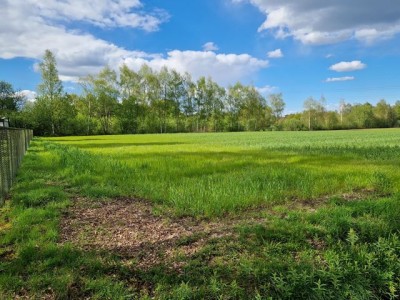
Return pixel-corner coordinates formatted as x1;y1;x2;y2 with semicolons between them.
123;51;269;86
202;42;219;52
0;0;166;77
26;0;167;31
256;85;277;95
329;61;366;72
0;0;268;86
18;90;37;101
236;0;400;45
267;49;283;58
325;76;355;82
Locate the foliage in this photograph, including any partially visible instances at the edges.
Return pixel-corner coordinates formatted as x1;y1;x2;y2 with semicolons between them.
80;67;119;134
0;80;25;125
269;92;285;121
33;49;77;136
37;50;63;100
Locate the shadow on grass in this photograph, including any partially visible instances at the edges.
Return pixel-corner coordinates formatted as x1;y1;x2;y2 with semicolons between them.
74;142;186;149
46;138;105;142
0;242;154;299
113;147;399;170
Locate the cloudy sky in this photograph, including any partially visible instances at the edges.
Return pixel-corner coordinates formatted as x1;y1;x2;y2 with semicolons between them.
1;0;400;112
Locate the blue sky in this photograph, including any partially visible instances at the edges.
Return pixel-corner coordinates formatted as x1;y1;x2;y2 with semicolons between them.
1;0;400;113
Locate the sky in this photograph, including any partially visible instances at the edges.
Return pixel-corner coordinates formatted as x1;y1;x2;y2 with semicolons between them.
1;0;400;113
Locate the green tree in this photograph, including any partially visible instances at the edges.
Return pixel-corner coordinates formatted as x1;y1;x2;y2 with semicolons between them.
315;96;327;129
324;111;340;129
303;96;325;130
226;83;246;131
205;77;225;132
346;103;376;128
37;49;63;135
118;65;142;133
81;67;119;134
77;80;97;135
169;69;186;132
394;101;400;126
54;94;77;135
373;99;397;127
303;97;317;130
269;93;285;122
281;113;306;131
157;66;174;133
137;64;160;132
239;86;267;131
180;73;196;131
31;97;53;135
0;81;25;126
119;64;141;100
192;77;226;132
193;77;207;131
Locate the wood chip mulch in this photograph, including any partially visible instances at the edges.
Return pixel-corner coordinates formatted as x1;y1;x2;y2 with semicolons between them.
59;197;235;270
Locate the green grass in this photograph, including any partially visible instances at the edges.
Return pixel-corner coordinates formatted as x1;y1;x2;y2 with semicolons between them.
0;129;399;299
48;129;400;216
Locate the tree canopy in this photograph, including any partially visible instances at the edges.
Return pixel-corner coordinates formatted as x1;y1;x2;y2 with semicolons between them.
0;80;25;126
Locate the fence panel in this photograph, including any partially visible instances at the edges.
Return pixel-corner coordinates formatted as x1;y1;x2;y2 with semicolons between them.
0;128;33;205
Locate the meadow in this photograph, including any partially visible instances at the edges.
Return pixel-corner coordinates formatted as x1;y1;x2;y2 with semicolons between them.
51;129;400;216
1;129;400;299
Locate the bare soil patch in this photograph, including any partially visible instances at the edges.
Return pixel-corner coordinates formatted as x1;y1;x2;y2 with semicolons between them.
59;197;240;270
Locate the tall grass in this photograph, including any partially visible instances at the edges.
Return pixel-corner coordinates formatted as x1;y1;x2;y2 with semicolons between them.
47;130;400;217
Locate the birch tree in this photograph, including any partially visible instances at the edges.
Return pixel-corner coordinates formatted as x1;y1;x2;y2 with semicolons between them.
37;50;63;135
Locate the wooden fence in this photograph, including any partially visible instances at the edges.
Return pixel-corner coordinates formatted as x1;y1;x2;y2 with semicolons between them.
0;128;33;205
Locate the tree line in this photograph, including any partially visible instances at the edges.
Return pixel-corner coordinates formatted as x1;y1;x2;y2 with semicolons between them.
1;50;400;135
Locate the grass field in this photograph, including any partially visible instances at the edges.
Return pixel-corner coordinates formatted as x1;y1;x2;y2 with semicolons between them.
1;129;400;299
50;130;400;216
